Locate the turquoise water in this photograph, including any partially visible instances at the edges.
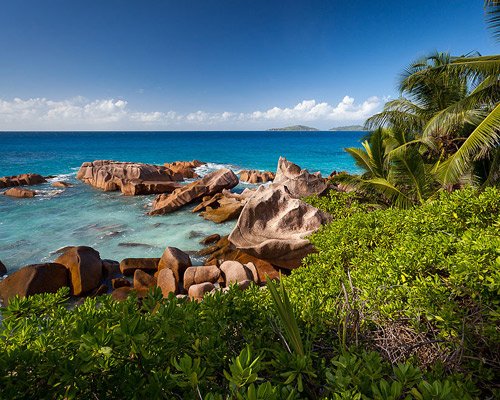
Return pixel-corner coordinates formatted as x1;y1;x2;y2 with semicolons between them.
0;131;363;271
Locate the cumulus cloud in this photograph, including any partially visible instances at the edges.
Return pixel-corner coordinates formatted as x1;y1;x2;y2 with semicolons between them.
0;95;382;130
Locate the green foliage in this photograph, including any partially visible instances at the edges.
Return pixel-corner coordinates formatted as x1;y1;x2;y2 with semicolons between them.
1;188;498;398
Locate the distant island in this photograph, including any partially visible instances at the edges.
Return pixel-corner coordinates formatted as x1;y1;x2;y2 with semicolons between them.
267;125;319;131
329;125;368;131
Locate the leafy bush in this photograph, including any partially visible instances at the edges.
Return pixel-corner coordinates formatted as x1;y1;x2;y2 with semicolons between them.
1;187;498;398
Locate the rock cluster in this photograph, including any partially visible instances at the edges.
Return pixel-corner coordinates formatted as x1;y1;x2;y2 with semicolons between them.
150;168;239;215
192;190;252;223
77;160;182;195
0;173;46;188
239;170;275;184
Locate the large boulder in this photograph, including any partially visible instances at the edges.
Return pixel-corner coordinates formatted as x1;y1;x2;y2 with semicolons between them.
228;184;331;269
157;247;191;284
164;160;204;179
0;173;46;188
183;265;221;291
119;258;160;276
273;157;328;198
239;170;275;184
76;160;181;195
3;187;36;198
133;269;157;291
188;282;215;301
149;168;239;215
0;263;69;305
55;246;102;296
220;261;258;286
157;268;177;297
193;190;246;224
120;180;182;196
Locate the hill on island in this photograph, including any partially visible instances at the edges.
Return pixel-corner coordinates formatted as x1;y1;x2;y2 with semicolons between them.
329;125;368;131
267;125;319;131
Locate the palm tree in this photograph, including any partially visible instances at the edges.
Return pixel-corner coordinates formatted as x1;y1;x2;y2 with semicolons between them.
366;52;500;186
337;128;438;209
485;0;500;41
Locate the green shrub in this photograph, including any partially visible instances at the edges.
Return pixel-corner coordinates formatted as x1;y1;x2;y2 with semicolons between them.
1;187;498;398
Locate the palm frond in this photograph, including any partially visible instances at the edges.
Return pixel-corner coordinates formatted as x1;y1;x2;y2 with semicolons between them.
485;0;500;41
436;104;500;184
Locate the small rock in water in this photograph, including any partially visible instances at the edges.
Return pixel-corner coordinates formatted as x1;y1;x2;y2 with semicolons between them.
188;230;204;239
51;181;72;188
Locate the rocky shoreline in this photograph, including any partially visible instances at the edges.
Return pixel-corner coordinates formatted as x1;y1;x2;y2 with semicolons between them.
0;157;342;306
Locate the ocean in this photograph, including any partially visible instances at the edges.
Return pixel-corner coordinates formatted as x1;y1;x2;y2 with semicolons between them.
0;131;363;271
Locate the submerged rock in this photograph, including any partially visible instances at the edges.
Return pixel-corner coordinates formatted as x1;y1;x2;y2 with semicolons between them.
55;246;102;296
3;187;36;198
76;160;181;195
150;168;238;215
0;173;46;188
228;184;331;269
0;263;69;306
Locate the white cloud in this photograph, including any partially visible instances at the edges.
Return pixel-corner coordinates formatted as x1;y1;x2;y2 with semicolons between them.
0;95;382;130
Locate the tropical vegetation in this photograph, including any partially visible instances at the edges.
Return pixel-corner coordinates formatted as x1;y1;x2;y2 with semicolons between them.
1;188;499;399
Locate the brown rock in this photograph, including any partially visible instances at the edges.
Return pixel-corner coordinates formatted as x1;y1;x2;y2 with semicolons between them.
183;265;221;291
157;268;177;297
200;233;221;245
164;160;204;179
111;277;131;289
220;261;256;286
133;269;157;291
237;280;253;290
120;180;182;196
0;260;6;276
228;184;331;269
4;187;36;198
150;168;239;215
55;246;102;296
200;202;243;224
51;181;72;188
273;157;328;198
111;286;134;301
119;258;160;276
157;247;191;283
102;259;120;277
0;263;69;305
0;173;46;188
239;170;275;184
76;160;179;195
91;284;109;297
188;282;215;301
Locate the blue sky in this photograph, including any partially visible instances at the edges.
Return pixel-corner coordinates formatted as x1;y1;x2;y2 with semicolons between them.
0;0;497;130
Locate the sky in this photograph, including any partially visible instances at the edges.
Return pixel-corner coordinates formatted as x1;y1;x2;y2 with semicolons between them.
0;0;497;131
